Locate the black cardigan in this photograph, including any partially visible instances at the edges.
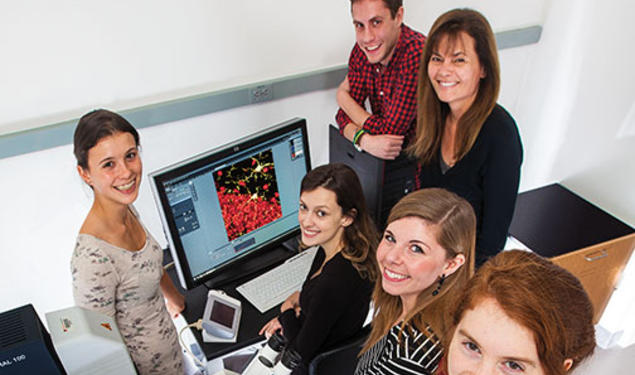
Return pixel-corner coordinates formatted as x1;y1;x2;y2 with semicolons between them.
418;104;523;265
279;247;373;373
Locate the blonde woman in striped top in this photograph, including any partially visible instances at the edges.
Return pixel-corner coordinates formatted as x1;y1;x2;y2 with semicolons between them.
355;188;475;375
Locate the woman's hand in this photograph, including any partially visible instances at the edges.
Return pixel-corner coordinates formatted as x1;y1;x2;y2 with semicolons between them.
160;271;185;317
165;291;186;317
259;317;282;339
281;291;301;317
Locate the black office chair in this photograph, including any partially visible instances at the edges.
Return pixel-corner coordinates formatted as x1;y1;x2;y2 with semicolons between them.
308;325;371;375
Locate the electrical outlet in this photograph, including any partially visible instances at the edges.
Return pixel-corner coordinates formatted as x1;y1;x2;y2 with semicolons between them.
249;84;273;104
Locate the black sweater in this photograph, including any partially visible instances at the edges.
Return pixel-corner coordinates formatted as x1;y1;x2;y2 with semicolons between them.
279;247;373;373
418;104;523;265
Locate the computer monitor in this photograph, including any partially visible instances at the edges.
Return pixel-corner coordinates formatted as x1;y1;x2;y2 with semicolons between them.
150;118;311;290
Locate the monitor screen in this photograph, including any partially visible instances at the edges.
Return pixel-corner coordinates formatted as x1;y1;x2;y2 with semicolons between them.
210;302;235;329
150;118;310;289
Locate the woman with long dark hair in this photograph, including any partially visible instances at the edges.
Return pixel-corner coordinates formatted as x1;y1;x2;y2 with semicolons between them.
259;163;378;374
411;8;523;266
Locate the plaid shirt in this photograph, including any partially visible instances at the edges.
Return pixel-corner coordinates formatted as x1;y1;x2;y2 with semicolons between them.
336;24;425;140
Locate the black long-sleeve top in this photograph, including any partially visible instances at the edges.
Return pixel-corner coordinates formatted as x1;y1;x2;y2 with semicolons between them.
417;104;523;266
279;247;373;373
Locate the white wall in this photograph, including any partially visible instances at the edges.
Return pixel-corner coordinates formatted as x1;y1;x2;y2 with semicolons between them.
0;0;633;335
514;0;635;225
0;0;545;135
0;0;355;135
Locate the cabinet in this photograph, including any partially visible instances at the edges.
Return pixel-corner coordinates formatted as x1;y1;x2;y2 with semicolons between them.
508;183;635;323
329;125;416;229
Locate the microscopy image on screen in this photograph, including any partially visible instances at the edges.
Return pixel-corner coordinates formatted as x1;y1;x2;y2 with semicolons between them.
213;150;282;242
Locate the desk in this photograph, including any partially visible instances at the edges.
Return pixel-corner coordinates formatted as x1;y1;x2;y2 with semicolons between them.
508;183;635;322
165;247;293;360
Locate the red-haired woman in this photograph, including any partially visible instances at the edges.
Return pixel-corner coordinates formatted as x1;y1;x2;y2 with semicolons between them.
443;250;595;375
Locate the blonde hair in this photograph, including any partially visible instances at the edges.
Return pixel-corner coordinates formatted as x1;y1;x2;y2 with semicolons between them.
362;188;475;352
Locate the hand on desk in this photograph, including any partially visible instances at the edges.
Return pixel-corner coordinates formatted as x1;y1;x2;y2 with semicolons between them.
259;292;301;338
259;317;282;339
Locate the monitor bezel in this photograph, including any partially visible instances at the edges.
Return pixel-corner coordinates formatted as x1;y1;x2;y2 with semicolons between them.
149;118;311;290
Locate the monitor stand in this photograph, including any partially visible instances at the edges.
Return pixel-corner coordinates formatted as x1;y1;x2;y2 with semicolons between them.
281;234;301;252
203;235;301;290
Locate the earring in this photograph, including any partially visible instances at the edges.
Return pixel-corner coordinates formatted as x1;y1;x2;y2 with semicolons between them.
432;274;446;296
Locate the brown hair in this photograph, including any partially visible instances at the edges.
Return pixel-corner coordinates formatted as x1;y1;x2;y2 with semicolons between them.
362;188;476;352
300;163;379;280
350;0;403;19
445;250;595;375
409;8;500;164
73;109;139;169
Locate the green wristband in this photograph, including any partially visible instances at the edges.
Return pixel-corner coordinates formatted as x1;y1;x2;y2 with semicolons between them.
353;129;365;145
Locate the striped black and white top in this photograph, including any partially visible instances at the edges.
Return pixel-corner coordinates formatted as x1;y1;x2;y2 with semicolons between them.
354;323;443;375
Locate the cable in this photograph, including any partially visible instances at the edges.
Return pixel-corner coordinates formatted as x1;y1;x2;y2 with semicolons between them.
179;319;207;371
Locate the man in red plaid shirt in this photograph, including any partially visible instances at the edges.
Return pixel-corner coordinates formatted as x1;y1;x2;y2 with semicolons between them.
336;0;425;160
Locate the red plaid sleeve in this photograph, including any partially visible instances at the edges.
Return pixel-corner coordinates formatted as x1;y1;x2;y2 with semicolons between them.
335;44;371;134
335;25;425;137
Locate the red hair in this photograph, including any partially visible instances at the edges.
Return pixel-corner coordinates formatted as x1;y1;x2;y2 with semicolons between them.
445;250;595;375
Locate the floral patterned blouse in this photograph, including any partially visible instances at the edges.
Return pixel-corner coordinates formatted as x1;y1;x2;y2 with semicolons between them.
71;227;183;374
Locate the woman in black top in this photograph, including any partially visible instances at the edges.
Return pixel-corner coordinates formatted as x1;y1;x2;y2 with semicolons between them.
410;9;523;265
259;163;378;374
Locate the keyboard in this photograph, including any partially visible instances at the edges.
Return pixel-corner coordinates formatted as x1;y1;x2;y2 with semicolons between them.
237;246;318;313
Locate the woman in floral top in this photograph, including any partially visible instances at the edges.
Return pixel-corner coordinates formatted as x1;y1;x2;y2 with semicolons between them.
71;109;185;374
